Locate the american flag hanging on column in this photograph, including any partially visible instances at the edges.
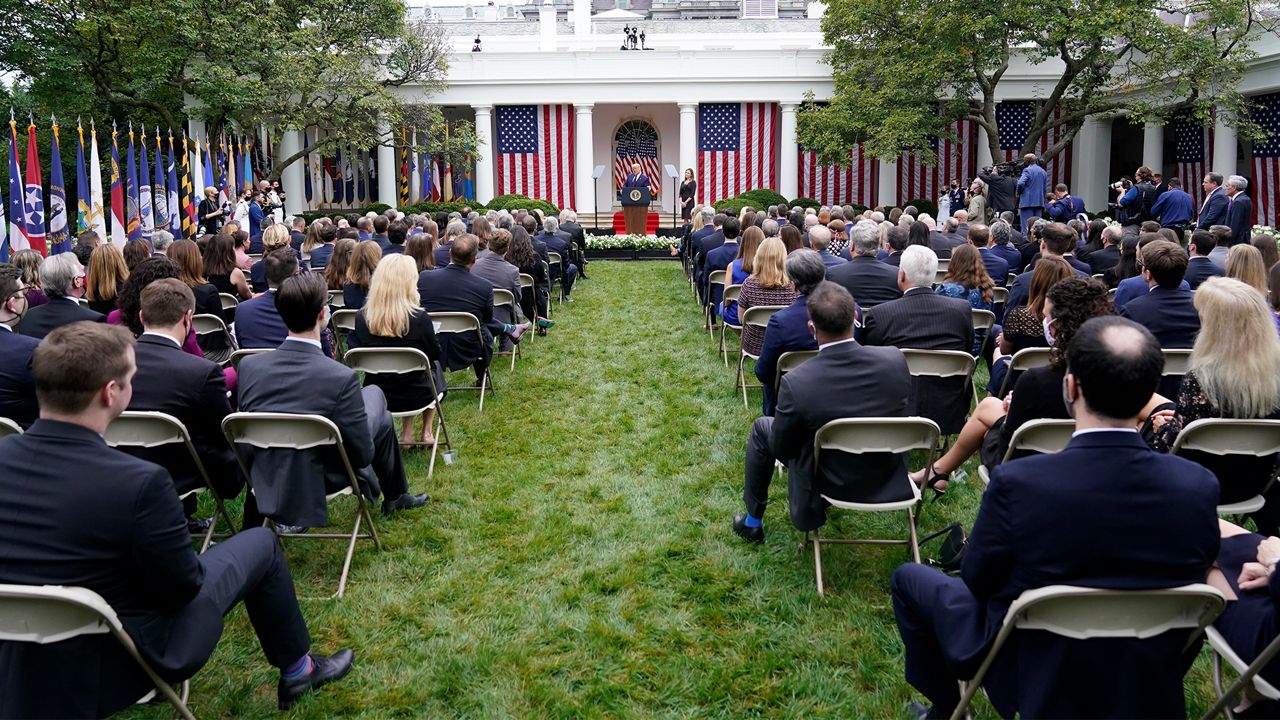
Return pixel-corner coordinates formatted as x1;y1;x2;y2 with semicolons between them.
697;102;777;205
897;118;975;205
799;145;877;206
1173;117;1214;210
1251;92;1280;229
996;102;1073;189
494;105;575;208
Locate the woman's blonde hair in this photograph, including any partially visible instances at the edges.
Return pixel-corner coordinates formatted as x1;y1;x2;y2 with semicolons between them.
86;244;129;302
752;237;789;288
1191;277;1280;418
363;254;420;338
262;223;290;252
346;241;382;289
1225;244;1268;294
691;210;705;234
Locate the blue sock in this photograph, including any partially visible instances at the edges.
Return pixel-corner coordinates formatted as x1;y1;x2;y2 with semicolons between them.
282;654;313;680
743;514;762;528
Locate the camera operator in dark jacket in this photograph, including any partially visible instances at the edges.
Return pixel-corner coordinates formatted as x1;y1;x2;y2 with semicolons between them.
1115;165;1159;228
978;165;1017;215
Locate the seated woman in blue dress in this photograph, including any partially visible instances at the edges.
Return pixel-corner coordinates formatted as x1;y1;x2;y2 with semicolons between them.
721;226;764;326
935;244;995;355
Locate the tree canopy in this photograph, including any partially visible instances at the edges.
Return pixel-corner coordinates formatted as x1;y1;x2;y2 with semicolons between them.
797;0;1279;166
0;0;473;182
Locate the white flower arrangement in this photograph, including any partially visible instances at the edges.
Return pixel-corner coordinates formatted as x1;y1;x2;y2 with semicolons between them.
584;234;673;251
1254;226;1277;237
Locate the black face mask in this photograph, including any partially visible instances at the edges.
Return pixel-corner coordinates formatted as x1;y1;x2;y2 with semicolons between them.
1061;375;1076;419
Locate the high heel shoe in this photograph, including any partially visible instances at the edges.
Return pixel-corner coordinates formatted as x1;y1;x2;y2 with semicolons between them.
915;464;949;501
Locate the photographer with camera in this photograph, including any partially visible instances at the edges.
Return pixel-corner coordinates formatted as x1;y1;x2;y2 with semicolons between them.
1046;183;1084;224
1115;165;1160;233
978;164;1017;217
1015;153;1048;236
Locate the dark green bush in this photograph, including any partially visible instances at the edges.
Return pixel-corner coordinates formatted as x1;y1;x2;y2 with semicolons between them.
486;194;559;216
902;198;939;218
788;197;821;210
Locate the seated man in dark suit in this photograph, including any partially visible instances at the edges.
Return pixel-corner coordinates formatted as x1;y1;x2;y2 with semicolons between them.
307;222;337;269
754;250;826;417
1119;239;1200;348
419;234;529;384
289;215;307;254
538;217;579;301
826;221;903;308
931;217;966;258
237;273;428;527
733;281;911;542
1086;224;1122;275
235;249;333;356
0;323;353;718
862;245;975;438
127;279;243;528
807;225;846;268
18;252;104;339
892;317;1219;718
703;217;742;311
1004;222;1091;314
0;264;39;428
383;219;408;255
1185;230;1225;290
433;220;468;269
370;215;391;253
882;225;910;267
559;209;588;278
987;220;1023;274
693;213;727;304
969;224;1009;287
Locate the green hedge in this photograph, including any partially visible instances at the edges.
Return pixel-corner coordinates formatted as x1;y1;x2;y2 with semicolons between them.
298;194;560;224
788;197;821;210
900;198;939;218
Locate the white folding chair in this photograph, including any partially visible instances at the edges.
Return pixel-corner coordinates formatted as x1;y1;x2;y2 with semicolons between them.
1170;419;1280;517
105;411;237;552
773;349;818;400
517;272;537;345
0;584;196;719
217;293;239;311
0;416;22;438
808;417;940;595
977;419;1075;486
950;584;1225;720
736;305;787;409
540;261;554;319
327;289;347;309
228;347;272;371
995;346;1053;397
344;347;454;479
492;288;523;370
191;314;234;367
547;251;565;303
718;283;743;367
431;311;495;412
900;348;979;420
705;270;727;335
329;308;358;360
971;308;996;335
1204;627;1280;720
222;413;382;599
991;286;1008;307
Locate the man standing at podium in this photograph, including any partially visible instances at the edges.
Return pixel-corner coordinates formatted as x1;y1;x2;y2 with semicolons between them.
623;163;650;189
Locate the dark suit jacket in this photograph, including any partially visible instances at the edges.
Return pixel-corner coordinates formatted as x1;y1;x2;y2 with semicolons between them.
862;288;974;433
930;233;965;259
826;256;903;308
754;295;818;415
882;251;902;267
433;240;454;269
693;230;726;287
418;264;497;371
234;290;333;356
622;173;650;188
309;242;334;269
704;241;740;307
1086;245;1120;275
560;221;585;247
290;230;306;254
1227;194;1254;246
772;341;912;530
126;334;236;496
1119;286;1200;348
961;432;1219;717
0;326;39;428
0;420;202;718
977;248;1010;287
1198;188;1229;229
237;339;375;526
1185;255;1224;290
370;233;391;253
990;243;1022;274
17;296;104;339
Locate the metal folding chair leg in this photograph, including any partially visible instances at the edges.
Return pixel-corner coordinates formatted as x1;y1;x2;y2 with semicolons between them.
736;352;749;408
201;495;238;552
811;529;825;596
427;403;454;480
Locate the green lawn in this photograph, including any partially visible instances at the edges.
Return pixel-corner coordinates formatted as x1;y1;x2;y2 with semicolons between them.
125;260;1225;718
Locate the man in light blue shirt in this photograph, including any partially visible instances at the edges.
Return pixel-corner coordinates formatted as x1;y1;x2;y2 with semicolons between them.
1149;178;1194;235
1015;154;1048;237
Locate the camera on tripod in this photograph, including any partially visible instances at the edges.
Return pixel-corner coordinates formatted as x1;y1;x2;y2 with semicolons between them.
982;160;1026;176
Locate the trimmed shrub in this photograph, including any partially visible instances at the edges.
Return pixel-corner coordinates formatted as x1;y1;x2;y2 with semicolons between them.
788;197;821;210
486;194;559;216
902;198;939;218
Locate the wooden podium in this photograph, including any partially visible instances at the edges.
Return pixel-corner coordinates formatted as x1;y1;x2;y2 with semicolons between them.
621;187;651;234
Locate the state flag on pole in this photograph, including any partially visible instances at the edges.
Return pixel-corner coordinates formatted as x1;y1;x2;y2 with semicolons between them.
109;125;128;248
181;134;196;238
75;122;90;235
138;128;155;242
24;121;48;256
87;123;107;240
192;138;207;230
7;119;25;255
153;129;169;233
47;118;71;255
167;134;181;234
125;127;142;241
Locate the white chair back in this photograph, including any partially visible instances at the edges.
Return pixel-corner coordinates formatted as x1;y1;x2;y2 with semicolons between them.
0;417;22;438
971;308;996;332
344;347;431;375
218;293;239;310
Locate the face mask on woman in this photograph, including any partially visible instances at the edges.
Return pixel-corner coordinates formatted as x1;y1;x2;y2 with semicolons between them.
1042;316;1056;346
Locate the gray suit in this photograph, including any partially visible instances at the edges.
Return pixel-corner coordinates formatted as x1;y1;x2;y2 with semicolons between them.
471;254;525;325
237;339;409;527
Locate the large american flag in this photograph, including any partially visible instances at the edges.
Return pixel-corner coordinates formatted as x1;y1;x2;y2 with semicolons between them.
1173;117;1214;210
495;105;575;208
997;102;1073;189
698;102;777;205
1251;92;1280;229
799;145;877;206
614;128;661;200
897;119;976;205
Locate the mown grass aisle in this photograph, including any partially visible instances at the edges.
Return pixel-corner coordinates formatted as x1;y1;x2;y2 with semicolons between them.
125;260;1219;719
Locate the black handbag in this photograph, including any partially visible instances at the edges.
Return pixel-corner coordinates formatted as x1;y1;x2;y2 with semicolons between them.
921;522;968;575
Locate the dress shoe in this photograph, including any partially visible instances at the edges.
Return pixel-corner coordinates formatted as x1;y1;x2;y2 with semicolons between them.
382;492;430;516
562;296;574;303
509;322;531;342
535;317;554;329
277;649;355;710
732;514;764;544
907;701;931;720
186;517;214;534
274;523;309;535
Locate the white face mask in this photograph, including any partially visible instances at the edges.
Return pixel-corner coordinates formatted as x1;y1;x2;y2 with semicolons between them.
1042;317;1056;346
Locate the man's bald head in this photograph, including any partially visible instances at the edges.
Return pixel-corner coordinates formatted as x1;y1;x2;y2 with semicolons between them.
807;225;832;251
1066;317;1164;422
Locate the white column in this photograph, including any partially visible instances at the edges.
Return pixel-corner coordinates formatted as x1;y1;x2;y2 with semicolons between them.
473;105;495;205
778;102;798;201
278;130;305;215
678;103;697;199
539;1;557;52
975;123;995;170
572;104;595;213
1072;116;1113;213
573;0;590;36
376;120;396;207
1142;122;1164;174
877;157;897;208
1213;114;1238;178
